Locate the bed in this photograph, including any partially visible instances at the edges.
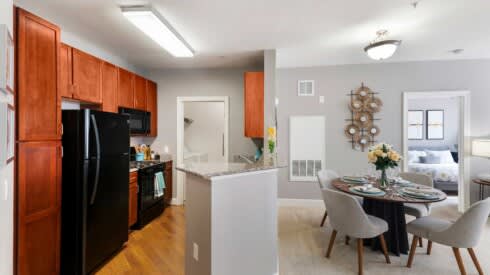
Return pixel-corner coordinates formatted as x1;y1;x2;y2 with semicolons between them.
407;146;459;193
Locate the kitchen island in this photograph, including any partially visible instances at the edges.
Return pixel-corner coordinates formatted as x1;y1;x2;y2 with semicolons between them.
176;159;283;275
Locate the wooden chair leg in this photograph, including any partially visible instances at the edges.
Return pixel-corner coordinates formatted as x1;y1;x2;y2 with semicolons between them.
407;236;419;268
345;235;350;245
452;247;467;275
419;237;423;247
357;239;364;275
326;230;337;258
320;211;328;227
467;248;483;275
427;241;432;255
379;234;391;264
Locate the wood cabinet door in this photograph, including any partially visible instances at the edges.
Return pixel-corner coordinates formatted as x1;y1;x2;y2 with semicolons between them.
244;72;264;138
146;81;158;137
72;48;102;104
134;75;147;110
17;8;61;141
164;162;172;204
129;183;138;228
17;141;62;275
101;62;118;113
59;43;73;99
118;68;134;108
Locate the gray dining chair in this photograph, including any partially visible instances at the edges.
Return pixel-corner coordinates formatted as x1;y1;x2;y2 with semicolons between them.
406;198;490;275
323;188;390;275
399;172;434;247
317;170;339;227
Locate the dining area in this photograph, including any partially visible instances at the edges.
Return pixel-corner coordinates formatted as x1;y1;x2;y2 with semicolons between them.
314;143;490;275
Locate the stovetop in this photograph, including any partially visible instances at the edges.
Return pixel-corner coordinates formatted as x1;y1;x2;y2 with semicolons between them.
130;161;163;170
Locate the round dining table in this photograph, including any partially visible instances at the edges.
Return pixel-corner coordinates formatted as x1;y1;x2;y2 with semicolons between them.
331;178;447;256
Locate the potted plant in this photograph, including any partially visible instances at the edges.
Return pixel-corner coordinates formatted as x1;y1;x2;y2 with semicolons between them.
368;143;401;188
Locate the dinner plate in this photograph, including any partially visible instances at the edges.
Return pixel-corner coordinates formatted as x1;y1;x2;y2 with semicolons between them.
400;188;440;200
350;186;385;196
342;176;367;184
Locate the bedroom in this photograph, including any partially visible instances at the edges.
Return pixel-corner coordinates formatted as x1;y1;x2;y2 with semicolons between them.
406;96;460;197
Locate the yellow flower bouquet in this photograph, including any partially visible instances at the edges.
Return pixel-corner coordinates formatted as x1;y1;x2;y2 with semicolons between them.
267;126;276;154
368;143;402;187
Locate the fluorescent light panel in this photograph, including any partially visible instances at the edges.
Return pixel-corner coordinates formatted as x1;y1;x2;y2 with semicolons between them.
122;6;194;57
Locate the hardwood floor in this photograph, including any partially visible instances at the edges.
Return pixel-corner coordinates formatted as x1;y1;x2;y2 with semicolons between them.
95;206;185;275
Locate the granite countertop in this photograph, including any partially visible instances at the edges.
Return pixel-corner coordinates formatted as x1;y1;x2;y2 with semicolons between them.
176;158;286;180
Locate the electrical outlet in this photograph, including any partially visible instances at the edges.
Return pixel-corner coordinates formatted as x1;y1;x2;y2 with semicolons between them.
193;243;199;261
319;96;325;104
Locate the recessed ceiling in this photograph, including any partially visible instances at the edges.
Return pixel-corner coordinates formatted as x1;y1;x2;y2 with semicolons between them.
13;0;490;70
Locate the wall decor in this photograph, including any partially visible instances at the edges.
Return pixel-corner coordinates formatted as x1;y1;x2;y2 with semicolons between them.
345;83;382;151
408;110;424;140
426;109;444;140
0;25;14;94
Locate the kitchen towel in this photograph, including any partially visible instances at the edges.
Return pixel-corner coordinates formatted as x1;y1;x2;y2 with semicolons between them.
154;172;165;198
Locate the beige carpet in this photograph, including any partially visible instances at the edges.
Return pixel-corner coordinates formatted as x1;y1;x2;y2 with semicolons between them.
278;198;489;275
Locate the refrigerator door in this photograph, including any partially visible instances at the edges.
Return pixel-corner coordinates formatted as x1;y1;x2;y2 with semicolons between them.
84;156;129;274
85;110;130;159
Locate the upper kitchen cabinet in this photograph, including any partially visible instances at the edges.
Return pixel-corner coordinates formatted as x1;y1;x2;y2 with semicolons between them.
244;72;264;138
72;48;102;104
146;80;158;137
59;43;73;99
118;68;134;108
101;62;118;113
134;74;147;110
17;8;61;141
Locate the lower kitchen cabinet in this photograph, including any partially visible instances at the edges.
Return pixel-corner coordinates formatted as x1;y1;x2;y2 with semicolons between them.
164;161;173;205
129;171;138;228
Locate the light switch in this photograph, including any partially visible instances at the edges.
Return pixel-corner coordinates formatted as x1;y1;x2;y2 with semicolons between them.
3;180;8;201
193;243;199;261
319;96;325;104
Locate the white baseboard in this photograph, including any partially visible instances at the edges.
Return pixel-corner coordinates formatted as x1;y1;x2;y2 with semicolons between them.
170;198;182;205
278;198;324;208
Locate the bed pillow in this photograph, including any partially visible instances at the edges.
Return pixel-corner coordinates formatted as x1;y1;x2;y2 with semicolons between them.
425;150;455;164
407;151;426;163
419;155;441;164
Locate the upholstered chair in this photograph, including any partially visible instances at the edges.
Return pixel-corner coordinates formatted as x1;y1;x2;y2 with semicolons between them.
406;198;490;275
317;170;339;226
323;188;390;275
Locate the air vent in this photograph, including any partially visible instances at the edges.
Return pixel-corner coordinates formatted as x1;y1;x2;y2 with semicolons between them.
292;160;322;177
298;80;314;96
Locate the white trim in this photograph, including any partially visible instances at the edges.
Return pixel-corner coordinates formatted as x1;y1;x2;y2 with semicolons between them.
402;90;471;212
278;198;324;208
176;96;230;205
170;198;179;205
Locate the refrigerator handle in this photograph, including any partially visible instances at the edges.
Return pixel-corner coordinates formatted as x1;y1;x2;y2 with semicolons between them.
89;115;102;205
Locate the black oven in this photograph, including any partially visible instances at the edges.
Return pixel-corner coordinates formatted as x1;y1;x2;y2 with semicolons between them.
133;163;165;229
119;108;150;135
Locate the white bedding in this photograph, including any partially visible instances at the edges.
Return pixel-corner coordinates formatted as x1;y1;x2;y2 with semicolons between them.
408;163;459;182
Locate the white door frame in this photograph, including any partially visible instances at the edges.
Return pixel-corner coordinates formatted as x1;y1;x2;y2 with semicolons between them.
402;91;471;212
175;96;230;205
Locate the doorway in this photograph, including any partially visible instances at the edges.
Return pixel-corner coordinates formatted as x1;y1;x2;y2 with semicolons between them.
403;91;470;212
176;96;229;204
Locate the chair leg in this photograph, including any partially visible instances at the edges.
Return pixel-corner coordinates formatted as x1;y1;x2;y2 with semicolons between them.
379;234;391;264
419;237;423;247
357;239;364;275
326;230;337;258
407;235;419;268
467;248;483;275
320;211;328;227
452;247;467;275
345;235;350;245
427;241;432;255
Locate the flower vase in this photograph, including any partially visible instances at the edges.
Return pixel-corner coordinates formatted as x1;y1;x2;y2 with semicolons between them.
379;169;389;188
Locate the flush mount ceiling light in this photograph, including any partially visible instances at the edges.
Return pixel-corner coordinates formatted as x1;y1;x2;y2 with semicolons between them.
121;6;194;57
364;30;401;60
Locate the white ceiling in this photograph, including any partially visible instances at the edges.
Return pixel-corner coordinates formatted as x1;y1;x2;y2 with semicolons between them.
14;0;490;70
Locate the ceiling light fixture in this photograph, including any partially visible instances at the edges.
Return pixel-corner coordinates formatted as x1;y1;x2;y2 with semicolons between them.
121;6;194;57
364;30;401;60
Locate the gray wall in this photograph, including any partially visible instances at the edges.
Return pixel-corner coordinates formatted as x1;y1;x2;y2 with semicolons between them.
145;68;260;197
407;97;459;149
276;59;490;203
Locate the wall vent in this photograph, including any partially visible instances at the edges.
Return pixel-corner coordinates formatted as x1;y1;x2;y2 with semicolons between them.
291;160;322;177
298;80;315;96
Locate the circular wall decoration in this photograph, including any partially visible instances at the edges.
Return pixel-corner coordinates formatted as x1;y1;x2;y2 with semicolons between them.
364;97;383;113
344;123;360;138
367;125;380;136
354;111;373;126
355;85;372;101
359;135;369;146
349;100;364;112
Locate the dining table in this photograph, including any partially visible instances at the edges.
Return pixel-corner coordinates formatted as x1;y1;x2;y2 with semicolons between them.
331;178;447;256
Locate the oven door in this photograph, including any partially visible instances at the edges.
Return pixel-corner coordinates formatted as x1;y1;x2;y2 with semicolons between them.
119;108;149;135
138;165;164;211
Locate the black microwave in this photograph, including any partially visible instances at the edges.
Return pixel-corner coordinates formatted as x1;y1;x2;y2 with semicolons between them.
119;108;151;135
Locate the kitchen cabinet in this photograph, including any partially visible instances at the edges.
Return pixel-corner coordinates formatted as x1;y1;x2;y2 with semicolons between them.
17;8;62;141
164;161;173;205
134;75;147;110
146;81;158;137
118;68;134;108
244;72;264;138
101;62;118;113
72;48;102;104
129;171;138;228
59;43;73;99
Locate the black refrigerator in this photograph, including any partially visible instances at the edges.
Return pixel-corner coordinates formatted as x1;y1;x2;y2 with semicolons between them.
61;109;130;275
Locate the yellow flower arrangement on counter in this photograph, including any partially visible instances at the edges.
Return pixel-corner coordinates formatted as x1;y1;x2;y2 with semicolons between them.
267;126;276;154
368;143;402;187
